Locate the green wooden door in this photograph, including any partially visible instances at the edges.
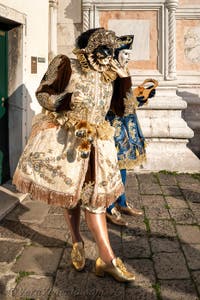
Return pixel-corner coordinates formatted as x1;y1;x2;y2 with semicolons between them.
0;30;10;184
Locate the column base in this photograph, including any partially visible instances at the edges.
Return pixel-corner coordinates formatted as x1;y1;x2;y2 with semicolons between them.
137;138;200;173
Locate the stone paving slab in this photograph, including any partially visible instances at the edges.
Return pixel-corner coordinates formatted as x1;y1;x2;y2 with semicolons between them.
126;258;156;286
160;279;199;300
176;174;200;185
123;236;151;258
169;208;198;224
157;173;178;186
12;245;63;275
27;224;69;247
126;173;139;188
180;185;200;203
12;275;53;299
139;183;162;195
141;195;170;220
0;191;19;223
150;237;180;253
0;274;17;300
136;173;159;185
0;220;31;242
5;199;50;224
176;225;200;244
188;202;200;223
165;196;189;209
182;244;200;270
49;268;89;300
192;271;200;294
85;273;125;300
0;241;25;264
40;214;68;230
153;252;190;279
125;191;142;208
161;185;182;196
149;219;177;237
122;218;147;237
125;285;157;300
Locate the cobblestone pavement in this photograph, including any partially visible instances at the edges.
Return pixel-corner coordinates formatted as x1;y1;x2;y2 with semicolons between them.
0;172;200;300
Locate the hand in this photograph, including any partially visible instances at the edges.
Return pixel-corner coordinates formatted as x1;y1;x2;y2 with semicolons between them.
109;58;129;78
54;92;72;111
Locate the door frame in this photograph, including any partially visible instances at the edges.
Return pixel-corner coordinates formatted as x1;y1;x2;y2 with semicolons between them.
0;5;27;179
0;29;9;183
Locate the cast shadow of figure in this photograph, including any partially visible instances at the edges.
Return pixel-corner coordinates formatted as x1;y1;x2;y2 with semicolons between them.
177;90;200;159
8;84;35;177
63;0;82;38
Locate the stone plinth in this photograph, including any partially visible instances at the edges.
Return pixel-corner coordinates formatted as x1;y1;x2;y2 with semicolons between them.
136;81;200;172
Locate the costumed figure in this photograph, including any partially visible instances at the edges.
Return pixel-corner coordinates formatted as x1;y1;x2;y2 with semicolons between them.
13;28;136;282
106;35;158;226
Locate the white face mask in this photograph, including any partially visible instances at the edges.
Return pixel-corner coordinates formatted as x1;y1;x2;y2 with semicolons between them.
118;49;132;67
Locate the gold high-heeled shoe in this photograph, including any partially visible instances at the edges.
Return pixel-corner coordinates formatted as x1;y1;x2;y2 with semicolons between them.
116;203;143;216
95;257;135;282
71;242;85;271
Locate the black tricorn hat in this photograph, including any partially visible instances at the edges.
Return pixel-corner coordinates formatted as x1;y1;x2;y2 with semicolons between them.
115;35;134;59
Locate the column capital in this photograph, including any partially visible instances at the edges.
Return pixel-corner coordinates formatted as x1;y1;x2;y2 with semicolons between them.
166;0;179;11
49;0;58;9
82;1;92;11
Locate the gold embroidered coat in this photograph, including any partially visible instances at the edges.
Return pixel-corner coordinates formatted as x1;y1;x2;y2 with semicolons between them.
13;55;124;209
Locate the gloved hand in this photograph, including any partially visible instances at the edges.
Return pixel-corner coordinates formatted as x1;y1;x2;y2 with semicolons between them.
133;78;158;107
54;92;72;111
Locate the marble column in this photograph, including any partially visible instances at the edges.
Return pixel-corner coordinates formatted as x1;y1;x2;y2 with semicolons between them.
82;1;91;32
166;0;179;80
49;0;58;61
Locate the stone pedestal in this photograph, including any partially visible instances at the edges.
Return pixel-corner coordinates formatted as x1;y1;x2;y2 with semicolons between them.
136;82;200;172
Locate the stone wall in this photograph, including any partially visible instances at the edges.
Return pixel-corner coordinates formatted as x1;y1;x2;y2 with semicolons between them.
176;0;200;158
57;0;82;56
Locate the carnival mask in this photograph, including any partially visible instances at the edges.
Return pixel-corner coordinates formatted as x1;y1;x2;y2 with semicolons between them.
93;45;114;66
115;35;134;67
118;49;132;67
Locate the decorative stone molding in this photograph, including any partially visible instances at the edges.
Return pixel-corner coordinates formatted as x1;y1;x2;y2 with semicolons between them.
49;0;58;8
166;0;179;10
0;3;26;25
176;6;200;84
49;0;58;61
82;0;165;80
166;0;179;80
82;1;92;31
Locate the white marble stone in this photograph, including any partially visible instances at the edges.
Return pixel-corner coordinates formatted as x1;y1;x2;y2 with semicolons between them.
184;26;200;63
58;0;81;24
142;138;200;173
108;19;150;61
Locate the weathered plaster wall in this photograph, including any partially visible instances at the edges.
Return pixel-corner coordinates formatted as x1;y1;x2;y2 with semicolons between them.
57;0;82;56
0;0;49;174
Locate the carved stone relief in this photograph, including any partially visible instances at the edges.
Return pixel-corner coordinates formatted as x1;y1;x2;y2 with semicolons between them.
184;26;200;63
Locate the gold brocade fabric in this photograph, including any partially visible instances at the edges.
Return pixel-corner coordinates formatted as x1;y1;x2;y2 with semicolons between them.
13;56;124;209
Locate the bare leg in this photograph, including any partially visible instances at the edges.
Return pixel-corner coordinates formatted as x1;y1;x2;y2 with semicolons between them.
63;204;83;244
85;210;115;265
